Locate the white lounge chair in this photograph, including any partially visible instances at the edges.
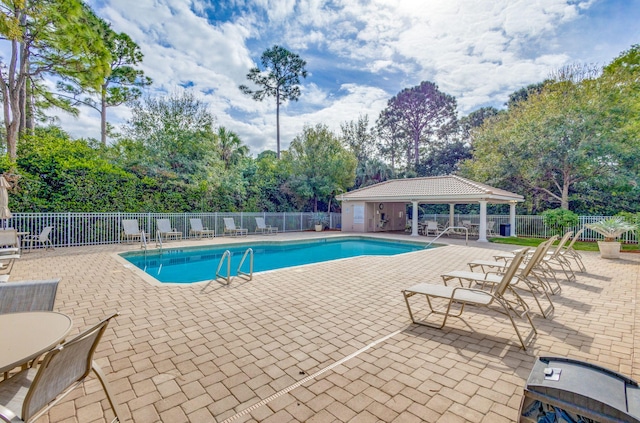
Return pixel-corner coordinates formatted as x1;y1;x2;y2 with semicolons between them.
189;218;215;239
402;250;536;350
223;218;248;237
23;226;54;251
255;217;277;235
0;229;21;275
156;219;182;241
121;219;147;244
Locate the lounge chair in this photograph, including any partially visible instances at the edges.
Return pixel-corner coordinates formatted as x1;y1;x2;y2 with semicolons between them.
0;279;61;314
0;229;21;276
121;219;147;244
402;250;536;350
223;218;248;237
23;226;54;251
495;231;575;288
255;217;277;235
0;313;126;423
443;240;555;318
156;218;182;241
189;218;215;239
555;228;586;273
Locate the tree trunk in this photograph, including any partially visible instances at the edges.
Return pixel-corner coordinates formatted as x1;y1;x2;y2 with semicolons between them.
276;90;281;159
561;181;570;210
414;134;420;169
101;84;107;146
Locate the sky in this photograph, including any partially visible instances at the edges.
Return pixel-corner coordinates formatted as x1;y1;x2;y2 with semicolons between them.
54;0;640;155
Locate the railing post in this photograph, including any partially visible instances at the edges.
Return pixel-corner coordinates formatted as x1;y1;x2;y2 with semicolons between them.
67;212;71;248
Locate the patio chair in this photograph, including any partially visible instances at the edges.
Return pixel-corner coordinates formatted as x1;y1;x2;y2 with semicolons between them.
402;249;536;350
23;226;54;251
443;241;555;318
156;218;182;241
0;313;126;423
0;279;61;314
121;219;147;244
189;218;215;239
255;217;277;235
487;221;496;236
425;221;440;236
223;218;248;237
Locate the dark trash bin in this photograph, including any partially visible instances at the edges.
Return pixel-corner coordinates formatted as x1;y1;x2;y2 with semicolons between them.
519;356;640;423
499;223;511;236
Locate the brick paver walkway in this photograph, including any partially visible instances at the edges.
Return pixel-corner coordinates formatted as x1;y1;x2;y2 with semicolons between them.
8;233;640;422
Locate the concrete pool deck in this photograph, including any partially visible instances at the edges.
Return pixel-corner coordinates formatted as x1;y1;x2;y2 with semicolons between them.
8;232;640;422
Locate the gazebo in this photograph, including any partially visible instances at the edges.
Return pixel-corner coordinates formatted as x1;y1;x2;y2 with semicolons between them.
337;175;524;242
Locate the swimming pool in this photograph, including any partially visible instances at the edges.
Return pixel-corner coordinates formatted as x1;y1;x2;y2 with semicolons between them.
121;237;430;284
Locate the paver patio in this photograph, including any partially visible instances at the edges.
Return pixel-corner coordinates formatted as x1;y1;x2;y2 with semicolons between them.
7;233;640;422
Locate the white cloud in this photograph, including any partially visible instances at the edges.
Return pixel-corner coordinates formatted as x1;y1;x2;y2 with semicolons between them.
31;0;636;154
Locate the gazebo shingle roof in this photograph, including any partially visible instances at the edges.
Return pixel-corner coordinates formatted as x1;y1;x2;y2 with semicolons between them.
338;175;523;204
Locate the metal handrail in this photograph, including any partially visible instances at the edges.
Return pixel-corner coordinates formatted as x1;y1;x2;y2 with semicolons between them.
236;248;253;281
140;230;148;250
425;226;468;248
200;250;232;293
155;230;163;249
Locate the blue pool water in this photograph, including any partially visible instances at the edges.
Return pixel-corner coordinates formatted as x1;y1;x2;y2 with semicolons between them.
121;237;429;283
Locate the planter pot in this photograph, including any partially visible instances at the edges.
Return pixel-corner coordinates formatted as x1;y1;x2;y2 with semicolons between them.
315;224;323;232
598;241;621;259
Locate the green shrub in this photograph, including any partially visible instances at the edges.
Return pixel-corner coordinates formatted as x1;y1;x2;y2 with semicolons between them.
542;208;579;235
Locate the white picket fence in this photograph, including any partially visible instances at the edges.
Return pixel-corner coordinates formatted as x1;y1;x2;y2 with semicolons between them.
2;212;636;248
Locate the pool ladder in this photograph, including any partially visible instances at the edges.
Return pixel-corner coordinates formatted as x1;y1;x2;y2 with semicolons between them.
201;248;253;292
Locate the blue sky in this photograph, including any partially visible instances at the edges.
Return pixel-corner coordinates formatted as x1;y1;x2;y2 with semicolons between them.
60;0;640;154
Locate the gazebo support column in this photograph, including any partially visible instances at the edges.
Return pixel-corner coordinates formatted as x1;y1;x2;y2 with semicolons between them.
449;204;455;229
509;201;517;237
411;201;419;237
478;200;488;242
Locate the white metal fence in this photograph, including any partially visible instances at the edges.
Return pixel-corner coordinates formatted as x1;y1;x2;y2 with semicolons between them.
5;212;342;248
424;214;638;244
3;212;637;248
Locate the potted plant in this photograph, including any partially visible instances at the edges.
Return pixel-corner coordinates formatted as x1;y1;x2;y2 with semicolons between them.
586;217;636;259
312;213;328;232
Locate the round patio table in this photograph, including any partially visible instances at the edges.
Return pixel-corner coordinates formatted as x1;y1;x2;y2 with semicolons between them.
0;311;72;374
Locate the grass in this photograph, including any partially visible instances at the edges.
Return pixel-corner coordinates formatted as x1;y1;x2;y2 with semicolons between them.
488;236;640;252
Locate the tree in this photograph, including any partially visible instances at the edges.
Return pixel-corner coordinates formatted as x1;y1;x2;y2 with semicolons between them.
239;45;307;159
377;81;458;171
123;91;218;181
58;26;152;145
375;108;407;173
340;114;373;163
462;63;635;211
0;0;110;160
285;124;356;212
214;126;249;169
506;81;549;109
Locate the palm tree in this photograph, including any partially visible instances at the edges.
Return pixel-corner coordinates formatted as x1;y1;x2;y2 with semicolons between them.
214;127;249;169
